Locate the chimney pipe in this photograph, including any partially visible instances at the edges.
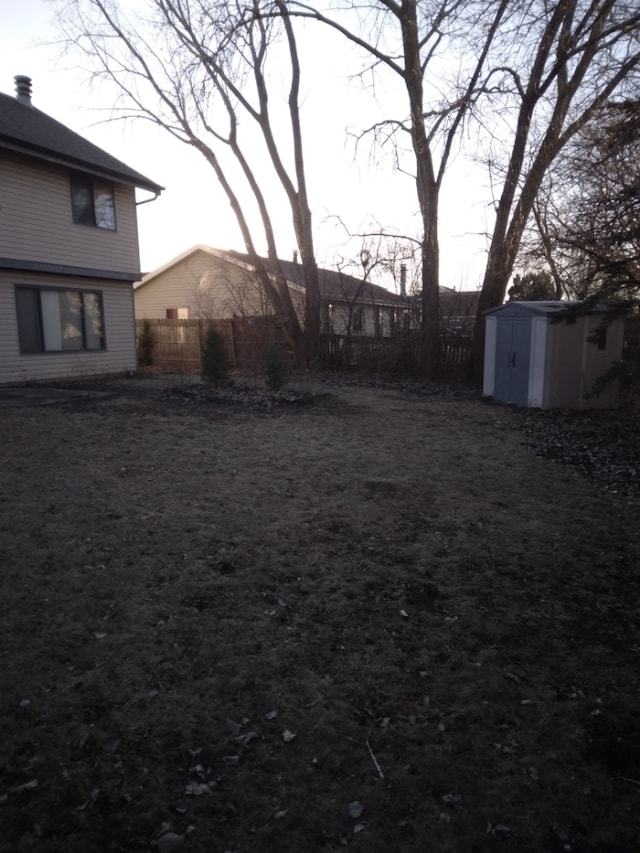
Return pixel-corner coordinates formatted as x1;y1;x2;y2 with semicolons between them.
14;75;33;107
400;263;407;297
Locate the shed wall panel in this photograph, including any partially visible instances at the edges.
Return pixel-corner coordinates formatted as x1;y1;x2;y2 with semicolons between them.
482;316;497;396
528;317;547;407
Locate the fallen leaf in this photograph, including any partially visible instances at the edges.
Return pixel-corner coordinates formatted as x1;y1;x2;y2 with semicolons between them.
10;780;38;794
235;731;258;747
184;781;211;796
156;831;185;853
348;801;364;819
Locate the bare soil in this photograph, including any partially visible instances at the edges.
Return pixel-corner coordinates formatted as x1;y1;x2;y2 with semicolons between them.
1;375;639;853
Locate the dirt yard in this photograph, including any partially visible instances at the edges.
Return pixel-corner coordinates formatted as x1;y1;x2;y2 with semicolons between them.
1;376;639;853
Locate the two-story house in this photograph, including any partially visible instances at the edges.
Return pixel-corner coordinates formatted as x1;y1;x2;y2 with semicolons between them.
0;76;162;385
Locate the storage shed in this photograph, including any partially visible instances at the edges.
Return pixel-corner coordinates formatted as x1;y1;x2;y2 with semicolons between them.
482;301;624;409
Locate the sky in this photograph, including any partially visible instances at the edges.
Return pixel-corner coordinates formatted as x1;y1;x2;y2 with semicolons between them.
1;0;492;292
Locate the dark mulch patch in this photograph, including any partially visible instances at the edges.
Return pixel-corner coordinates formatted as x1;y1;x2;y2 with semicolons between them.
165;382;318;411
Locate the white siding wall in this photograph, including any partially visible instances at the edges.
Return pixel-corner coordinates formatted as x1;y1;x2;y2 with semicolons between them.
528;317;548;407
0;152;141;274
0;271;137;384
482;316;497;396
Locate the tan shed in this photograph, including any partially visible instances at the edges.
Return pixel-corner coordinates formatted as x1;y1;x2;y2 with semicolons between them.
483;301;624;409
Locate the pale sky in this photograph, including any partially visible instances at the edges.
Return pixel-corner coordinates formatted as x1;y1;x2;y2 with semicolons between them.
1;0;491;291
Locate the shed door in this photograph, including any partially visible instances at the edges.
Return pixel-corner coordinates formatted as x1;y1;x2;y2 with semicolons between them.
494;317;531;405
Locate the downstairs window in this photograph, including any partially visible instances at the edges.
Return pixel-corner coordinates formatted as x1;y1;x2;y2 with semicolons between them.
15;286;105;353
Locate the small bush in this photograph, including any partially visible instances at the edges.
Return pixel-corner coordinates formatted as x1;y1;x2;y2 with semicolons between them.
201;328;230;386
137;319;154;367
264;344;289;391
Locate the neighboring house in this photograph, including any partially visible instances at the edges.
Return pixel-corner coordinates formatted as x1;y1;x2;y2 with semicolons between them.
134;245;409;337
0;75;162;384
439;287;480;337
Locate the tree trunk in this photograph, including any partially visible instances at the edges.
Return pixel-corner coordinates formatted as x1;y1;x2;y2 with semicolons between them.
401;0;440;376
420;191;440;374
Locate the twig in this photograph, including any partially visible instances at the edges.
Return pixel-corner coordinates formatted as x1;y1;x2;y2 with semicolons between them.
620;776;640;788
366;733;384;780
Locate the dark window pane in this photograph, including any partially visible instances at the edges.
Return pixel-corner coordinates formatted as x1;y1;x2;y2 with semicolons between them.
70;175;95;225
15;288;42;353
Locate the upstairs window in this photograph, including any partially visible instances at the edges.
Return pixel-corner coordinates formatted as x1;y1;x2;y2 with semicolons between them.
15;285;105;353
70;173;116;230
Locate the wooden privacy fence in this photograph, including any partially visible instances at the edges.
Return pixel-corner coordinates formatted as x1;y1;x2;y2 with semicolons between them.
318;333;472;375
137;319;474;375
136;318;283;372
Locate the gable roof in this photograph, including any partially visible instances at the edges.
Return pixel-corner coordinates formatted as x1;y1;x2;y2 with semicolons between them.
225;250;406;305
134;245;257;290
136;245;407;304
0;86;163;194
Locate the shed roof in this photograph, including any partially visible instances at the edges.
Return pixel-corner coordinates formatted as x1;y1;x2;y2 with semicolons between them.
485;300;575;316
483;300;612;317
0;85;163;194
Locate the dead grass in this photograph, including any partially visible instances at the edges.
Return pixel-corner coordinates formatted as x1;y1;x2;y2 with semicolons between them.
1;377;639;852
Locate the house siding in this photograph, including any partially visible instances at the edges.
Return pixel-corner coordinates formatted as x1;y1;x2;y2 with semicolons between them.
0;271;137;384
135;250;276;320
0;152;141;275
136;248;401;336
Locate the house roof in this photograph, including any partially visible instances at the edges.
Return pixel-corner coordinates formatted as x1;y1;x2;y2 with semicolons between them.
439;287;480;315
0;84;163;194
134;245;255;289
226;250;406;305
136;245;407;305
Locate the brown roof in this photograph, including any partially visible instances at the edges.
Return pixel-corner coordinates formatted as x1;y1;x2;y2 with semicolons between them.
226;251;406;305
439;287;480;316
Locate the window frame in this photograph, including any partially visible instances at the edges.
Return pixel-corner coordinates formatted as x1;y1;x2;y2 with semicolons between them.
14;284;106;354
69;172;117;231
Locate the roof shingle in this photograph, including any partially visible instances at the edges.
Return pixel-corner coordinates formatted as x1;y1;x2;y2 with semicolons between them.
0;88;162;194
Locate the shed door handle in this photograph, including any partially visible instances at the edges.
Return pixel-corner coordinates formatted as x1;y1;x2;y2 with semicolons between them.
512;352;516;367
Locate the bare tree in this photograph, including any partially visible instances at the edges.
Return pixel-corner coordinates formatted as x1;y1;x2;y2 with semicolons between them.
521;100;640;306
285;0;512;375
56;0;321;364
472;0;640;367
